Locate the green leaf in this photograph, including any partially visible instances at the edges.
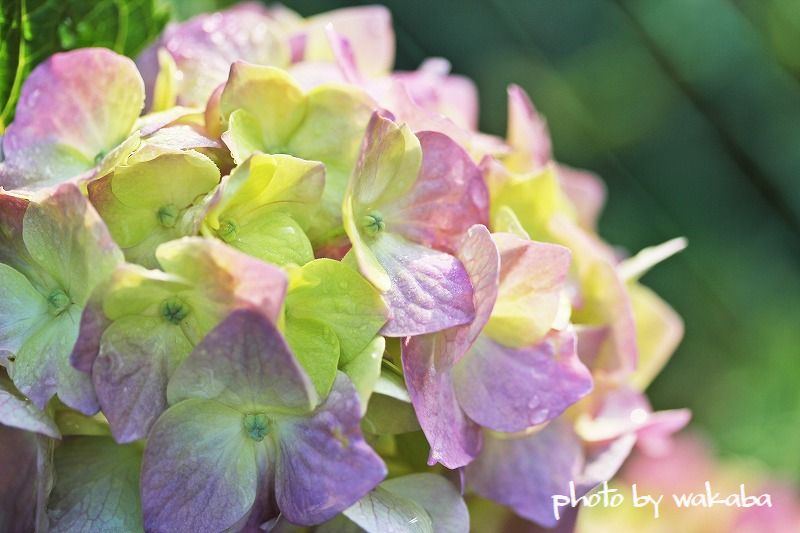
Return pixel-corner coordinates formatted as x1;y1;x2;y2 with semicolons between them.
48;436;144;532
0;0;169;130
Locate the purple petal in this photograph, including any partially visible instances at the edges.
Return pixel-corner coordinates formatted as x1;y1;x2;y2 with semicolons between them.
141;399;259;533
92;317;193;443
383;131;489;254
139;4;289;108
299;6;394;76
0;425;40;533
375;234;475;337
2;49;144;190
276;373;386;525
453;329;593;432
0;192;30;269
401;226;499;467
0;377;60;438
168;309;317;412
504;84;551;172
393;58;479;131
466;420;635;528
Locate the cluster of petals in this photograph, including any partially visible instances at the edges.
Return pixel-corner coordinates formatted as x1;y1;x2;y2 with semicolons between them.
0;3;688;532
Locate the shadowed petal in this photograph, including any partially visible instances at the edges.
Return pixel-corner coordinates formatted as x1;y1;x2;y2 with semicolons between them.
276;373;386;525
168;309;317;412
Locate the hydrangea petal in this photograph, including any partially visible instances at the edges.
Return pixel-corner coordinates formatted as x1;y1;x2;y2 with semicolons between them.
92;316;193;443
13;307;97;413
285;258;387;363
155;237;287;324
48;436;143;532
2;48;144;189
550;217;638;379
504;84;551;173
0;376;60;438
342;486;433;533
141;399;258;533
628;283;684;391
89;149;220;266
484;233;571;347
284;317;340;398
302;6;394;76
452;330;593;432
556;164;606;231
276;373;386;525
168;309;316;412
381;473;470;533
339;336;385;414
220;63;307;156
401;225;499;467
0;425;40;533
23;183;123;306
0;263;48;354
466;420;635;528
373;233;475;337
140;4;290;108
382;131;488;253
393;58;480;131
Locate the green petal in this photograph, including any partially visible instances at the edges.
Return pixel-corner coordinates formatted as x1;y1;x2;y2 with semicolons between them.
12;308;94;411
101;264;191;320
0;263;48;354
343;486;433;533
225;212;314;267
287;86;374;179
90;149;220;259
206;153;324;230
340;336;385;414
284;318;340;399
48;437;144;533
220;63;307;154
141;399;259;533
488;164;576;242
23;184;122;306
223;109;268;165
285;259;387;363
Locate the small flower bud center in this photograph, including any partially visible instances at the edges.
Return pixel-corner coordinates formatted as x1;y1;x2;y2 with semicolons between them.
47;289;71;315
243;413;270;441
159;296;190;324
217;219;238;243
157;204;179;228
361;211;385;237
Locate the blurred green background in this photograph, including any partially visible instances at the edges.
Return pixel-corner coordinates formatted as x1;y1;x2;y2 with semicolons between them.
5;0;797;484
268;0;800;483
